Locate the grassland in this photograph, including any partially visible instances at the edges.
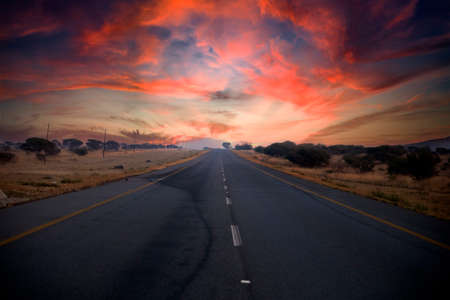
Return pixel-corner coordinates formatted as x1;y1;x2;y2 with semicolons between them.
0;149;204;205
235;150;450;220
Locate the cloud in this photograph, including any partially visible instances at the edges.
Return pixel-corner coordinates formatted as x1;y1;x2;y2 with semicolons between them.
109;115;151;128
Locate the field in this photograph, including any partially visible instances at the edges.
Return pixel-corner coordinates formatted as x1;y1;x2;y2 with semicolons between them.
0;149;203;205
235;150;450;220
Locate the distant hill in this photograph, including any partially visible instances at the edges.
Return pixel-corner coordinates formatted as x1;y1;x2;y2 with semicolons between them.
405;136;450;151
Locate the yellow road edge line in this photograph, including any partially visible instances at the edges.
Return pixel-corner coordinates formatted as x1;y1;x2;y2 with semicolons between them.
0;165;190;247
251;165;450;251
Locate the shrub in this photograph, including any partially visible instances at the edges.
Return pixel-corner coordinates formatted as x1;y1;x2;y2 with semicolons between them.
343;154;375;172
0;152;16;164
20;137;60;155
63;138;83;150
286;145;330;168
366;145;406;162
86;139;103;151
327;145;365;155
105;140;120;151
72;147;88;156
388;147;440;179
235;143;253;150
436;147;450;155
254;146;265;153
263;141;296;157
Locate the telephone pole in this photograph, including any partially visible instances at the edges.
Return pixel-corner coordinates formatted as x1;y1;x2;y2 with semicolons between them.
46;123;50;140
103;128;106;159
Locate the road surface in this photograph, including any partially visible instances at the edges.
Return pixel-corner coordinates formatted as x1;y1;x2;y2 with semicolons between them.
1;150;449;299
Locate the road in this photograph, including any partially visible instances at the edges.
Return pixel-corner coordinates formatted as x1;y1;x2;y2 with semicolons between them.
1;149;449;299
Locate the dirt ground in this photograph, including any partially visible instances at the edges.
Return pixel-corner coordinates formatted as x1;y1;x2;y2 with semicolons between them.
235;150;450;220
0;149;204;204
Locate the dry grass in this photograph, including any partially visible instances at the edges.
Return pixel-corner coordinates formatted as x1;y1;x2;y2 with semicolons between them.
235;150;450;220
0;149;205;204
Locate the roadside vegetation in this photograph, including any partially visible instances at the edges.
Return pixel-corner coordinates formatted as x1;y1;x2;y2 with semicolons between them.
0;137;203;206
235;141;450;219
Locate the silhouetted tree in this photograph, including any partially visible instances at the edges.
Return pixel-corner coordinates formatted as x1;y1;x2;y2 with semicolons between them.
86;139;103;151
286;145;330;168
254;146;265;153
222;142;231;149
63;138;83;150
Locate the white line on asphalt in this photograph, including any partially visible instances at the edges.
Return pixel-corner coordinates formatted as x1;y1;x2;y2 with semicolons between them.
226;197;232;205
240;280;251;284
224;185;228;190
230;225;242;247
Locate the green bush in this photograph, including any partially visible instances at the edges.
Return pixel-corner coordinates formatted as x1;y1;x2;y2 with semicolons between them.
254;146;265;153
72;147;88;156
0;152;16;164
20;137;60;155
343;154;375;172
286;145;330;168
388;148;440;179
263;141;296;157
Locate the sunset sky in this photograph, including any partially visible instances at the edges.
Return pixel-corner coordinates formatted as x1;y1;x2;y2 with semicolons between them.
1;0;449;146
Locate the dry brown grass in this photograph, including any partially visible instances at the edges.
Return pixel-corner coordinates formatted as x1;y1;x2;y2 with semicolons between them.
0;149;205;204
235;150;450;220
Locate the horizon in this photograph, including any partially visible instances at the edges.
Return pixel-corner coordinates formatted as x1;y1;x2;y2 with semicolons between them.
1;1;449;146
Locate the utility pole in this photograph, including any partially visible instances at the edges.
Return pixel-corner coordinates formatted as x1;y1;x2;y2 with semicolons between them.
46;123;50;140
103;128;106;159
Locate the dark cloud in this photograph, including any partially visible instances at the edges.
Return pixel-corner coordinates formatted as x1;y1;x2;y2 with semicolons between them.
119;129;173;143
210;89;252;101
109;115;151;127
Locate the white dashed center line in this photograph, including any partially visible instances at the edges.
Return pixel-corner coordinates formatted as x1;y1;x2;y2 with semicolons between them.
230;225;242;247
240;280;251;284
226;197;232;205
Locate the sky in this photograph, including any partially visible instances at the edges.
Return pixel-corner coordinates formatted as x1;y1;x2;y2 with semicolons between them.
0;0;449;146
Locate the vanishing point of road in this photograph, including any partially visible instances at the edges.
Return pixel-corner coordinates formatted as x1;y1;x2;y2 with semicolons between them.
1;150;449;299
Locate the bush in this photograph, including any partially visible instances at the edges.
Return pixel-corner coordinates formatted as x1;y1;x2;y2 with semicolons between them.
436;147;450;155
0;152;16;164
235;143;252;150
63;138;83;150
327;145;365;155
263;141;296;157
343;154;375;172
72;147;88;156
254;146;265;153
286;145;330;168
366;145;406;162
20;137;60;155
86;139;103;151
388;147;440;179
105;140;120;151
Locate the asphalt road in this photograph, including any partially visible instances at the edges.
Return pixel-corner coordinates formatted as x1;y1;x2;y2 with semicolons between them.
1;149;449;299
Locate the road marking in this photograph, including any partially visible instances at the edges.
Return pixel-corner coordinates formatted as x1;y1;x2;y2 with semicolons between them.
0;165;190;247
226;197;232;205
251;165;450;251
230;225;242;247
240;280;251;284
224;185;228;190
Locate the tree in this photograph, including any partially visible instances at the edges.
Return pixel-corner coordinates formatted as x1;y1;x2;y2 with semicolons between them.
105;140;120;151
86;139;103;151
286;145;330;168
21;137;60;155
388;147;440;179
343;154;375;172
222;142;231;149
63;138;83;150
254;146;265;153
263;141;296;157
235;143;252;150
